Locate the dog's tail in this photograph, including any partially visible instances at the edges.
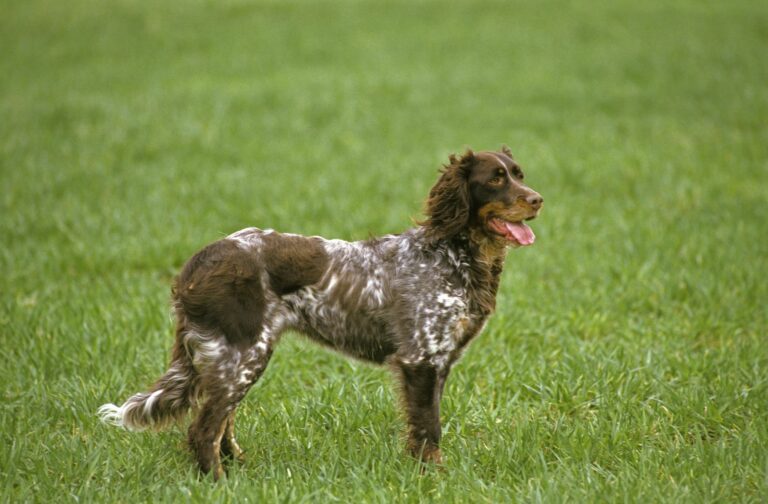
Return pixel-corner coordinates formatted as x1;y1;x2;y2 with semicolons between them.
98;339;198;432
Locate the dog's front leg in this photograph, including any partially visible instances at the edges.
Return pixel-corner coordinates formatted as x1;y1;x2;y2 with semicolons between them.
395;359;447;464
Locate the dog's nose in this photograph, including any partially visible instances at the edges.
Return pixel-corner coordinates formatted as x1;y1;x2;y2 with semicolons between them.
526;194;543;210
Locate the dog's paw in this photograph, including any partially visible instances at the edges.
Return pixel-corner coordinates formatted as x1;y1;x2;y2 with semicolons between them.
421;447;442;464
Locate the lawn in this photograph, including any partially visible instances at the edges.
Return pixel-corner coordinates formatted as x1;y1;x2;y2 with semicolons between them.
1;0;767;501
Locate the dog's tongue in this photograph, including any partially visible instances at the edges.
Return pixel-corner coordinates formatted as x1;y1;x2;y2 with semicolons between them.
505;221;535;246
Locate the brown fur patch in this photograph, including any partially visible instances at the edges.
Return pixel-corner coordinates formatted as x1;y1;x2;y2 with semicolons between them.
476;200;531;224
261;233;329;295
393;360;445;464
421;151;474;242
174;240;265;343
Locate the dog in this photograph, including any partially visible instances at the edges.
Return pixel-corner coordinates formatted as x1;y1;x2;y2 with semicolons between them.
98;147;543;479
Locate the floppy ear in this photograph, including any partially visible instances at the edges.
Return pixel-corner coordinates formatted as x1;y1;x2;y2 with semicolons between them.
501;145;514;158
422;150;475;242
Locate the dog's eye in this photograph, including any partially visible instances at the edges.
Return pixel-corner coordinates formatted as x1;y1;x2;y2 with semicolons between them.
513;169;524;180
488;176;504;186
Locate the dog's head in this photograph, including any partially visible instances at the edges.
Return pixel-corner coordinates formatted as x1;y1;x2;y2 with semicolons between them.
423;146;543;247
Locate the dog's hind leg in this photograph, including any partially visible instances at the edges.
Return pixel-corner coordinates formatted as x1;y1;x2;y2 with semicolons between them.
187;393;231;480
186;329;275;479
219;336;275;464
220;409;245;462
184;330;235;480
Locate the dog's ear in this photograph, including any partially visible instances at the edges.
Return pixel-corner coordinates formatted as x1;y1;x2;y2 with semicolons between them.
501;145;514;158
422;149;475;242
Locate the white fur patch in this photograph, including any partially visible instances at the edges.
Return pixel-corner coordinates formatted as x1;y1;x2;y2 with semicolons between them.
97;403;126;428
143;389;163;414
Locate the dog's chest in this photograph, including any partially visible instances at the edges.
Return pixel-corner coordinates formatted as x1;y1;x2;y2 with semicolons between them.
411;288;470;351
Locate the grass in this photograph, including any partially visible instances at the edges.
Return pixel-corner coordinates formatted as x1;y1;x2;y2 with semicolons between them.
2;0;767;501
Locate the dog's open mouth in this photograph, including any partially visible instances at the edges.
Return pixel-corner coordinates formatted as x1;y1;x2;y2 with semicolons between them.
488;218;536;246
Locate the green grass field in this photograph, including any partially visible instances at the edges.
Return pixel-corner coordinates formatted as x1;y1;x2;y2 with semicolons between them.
2;0;767;501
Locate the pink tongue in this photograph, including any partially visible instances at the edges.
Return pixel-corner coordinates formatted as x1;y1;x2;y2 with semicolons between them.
505;221;535;245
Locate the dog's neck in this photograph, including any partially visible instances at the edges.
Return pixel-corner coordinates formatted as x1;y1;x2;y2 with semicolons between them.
465;230;507;317
422;228;508;318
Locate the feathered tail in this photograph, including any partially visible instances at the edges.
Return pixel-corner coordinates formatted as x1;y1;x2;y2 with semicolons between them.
98;340;197;431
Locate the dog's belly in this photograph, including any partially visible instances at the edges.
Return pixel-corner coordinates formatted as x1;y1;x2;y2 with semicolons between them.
284;288;397;363
301;314;396;363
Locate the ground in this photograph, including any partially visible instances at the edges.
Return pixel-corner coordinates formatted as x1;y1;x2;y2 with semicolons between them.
1;0;767;502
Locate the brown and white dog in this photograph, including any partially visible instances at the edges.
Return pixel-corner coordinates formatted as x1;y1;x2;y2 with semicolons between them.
99;147;543;479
